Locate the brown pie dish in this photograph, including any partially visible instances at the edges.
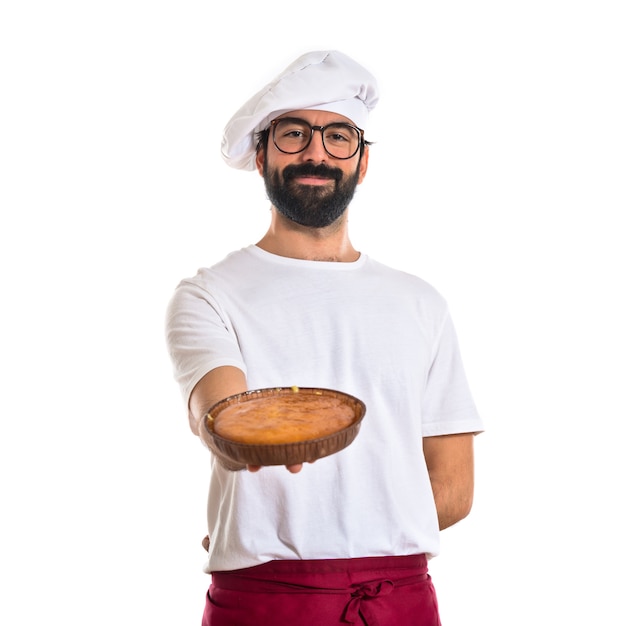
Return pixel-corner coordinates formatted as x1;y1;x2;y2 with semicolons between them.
204;386;366;467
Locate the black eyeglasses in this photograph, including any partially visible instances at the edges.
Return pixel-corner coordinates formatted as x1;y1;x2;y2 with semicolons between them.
270;117;364;160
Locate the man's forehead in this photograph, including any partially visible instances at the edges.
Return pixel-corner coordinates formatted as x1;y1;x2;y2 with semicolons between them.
276;110;356;126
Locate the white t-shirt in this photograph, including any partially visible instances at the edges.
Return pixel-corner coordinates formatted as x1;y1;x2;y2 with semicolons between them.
166;245;483;572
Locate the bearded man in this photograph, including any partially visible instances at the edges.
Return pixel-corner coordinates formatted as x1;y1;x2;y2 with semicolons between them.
166;50;484;626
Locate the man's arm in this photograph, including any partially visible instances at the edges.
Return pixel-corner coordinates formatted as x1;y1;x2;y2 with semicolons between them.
187;366;248;470
423;433;476;530
189;365;248;438
188;365;304;473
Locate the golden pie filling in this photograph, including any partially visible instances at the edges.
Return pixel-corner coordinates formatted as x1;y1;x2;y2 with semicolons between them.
213;393;355;444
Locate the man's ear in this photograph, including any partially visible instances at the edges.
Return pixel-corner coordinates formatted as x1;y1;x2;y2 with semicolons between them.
357;145;369;184
255;148;265;177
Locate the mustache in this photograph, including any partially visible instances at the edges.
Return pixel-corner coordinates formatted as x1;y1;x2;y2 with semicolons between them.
282;163;343;182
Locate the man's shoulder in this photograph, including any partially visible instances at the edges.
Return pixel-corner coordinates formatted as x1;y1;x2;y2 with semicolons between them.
365;256;443;297
189;246;257;281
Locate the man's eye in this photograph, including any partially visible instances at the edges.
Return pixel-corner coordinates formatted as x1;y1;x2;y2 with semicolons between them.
327;132;349;143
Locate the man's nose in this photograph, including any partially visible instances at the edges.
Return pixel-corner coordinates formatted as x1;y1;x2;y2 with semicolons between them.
300;129;328;161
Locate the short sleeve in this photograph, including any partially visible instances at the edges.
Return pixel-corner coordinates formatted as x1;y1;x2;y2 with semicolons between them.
165;278;246;407
421;310;483;436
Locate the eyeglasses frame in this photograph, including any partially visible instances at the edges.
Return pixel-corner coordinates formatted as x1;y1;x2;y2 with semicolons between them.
269;117;365;160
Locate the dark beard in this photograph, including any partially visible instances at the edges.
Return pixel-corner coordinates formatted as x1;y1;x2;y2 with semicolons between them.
263;161;360;228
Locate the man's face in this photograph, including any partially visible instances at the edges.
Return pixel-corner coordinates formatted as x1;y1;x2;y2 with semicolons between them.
255;110;368;228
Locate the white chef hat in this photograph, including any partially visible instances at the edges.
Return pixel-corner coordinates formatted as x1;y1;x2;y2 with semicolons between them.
221;50;379;171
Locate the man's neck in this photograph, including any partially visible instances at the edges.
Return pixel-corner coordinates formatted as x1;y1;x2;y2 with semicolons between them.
256;210;359;262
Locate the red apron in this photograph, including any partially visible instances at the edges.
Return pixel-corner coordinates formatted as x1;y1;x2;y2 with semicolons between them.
203;554;441;626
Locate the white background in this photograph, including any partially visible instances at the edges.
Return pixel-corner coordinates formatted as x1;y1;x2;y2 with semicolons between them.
1;1;624;624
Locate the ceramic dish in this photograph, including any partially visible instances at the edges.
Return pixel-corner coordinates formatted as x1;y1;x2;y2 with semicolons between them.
204;386;366;467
